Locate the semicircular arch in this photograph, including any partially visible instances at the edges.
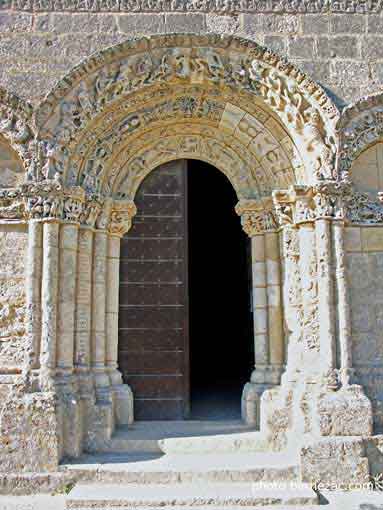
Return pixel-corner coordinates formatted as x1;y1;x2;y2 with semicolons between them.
34;33;339;197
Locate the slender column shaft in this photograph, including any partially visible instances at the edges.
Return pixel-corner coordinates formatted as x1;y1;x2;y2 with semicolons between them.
298;223;319;369
251;233;269;366
315;218;336;373
91;230;109;391
281;225;301;379
106;235;123;386
265;231;284;367
40;222;59;389
75;228;93;372
26;221;43;375
333;222;353;376
57;223;79;375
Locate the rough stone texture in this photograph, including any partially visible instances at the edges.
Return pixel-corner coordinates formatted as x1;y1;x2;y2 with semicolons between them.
0;9;379;105
300;437;369;485
0;22;382;490
0;391;59;473
0;225;27;371
345;225;383;431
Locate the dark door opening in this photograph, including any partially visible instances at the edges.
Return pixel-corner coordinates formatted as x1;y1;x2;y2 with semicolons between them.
118;159;253;421
187;160;253;420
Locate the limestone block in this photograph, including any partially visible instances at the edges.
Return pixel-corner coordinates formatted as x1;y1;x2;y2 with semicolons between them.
266;260;280;286
219;103;244;134
361;227;383;252
300;437;369;485
253;287;267;307
0;391;59;473
316;385;373;437
241;382;263;427
253;262;266;287
0;228;27;369
260;386;292;452
364;435;383;481
344;227;362;252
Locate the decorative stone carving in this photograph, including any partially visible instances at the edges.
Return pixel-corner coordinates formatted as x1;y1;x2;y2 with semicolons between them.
235;198;278;235
109;201;137;237
0;87;35;182
337;93;383;182
33;34;338;193
273;183;351;227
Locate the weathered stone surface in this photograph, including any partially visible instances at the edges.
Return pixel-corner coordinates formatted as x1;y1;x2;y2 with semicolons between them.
300;437;369;485
0;18;382;492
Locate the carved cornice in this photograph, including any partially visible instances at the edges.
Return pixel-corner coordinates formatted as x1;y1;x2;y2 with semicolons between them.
2;1;382;13
235;198;278;236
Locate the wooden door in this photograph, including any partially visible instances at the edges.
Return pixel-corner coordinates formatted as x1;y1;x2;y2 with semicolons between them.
118;160;189;420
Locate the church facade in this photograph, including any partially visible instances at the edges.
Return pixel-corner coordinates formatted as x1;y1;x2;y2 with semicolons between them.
0;2;383;488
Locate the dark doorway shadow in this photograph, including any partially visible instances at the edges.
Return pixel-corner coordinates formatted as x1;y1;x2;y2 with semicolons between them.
187;160;253;420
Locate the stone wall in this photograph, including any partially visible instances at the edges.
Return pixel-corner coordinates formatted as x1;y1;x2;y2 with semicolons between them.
0;5;382;105
0;223;27;404
345;225;383;432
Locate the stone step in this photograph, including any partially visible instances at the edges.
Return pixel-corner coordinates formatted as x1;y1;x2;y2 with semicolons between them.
65;482;319;508
97;421;269;454
61;452;300;485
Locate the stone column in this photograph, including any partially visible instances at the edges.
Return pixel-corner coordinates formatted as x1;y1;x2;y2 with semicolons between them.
91;229;111;396
39;221;60;391
56;221;81;457
235;199;282;427
265;231;284;380
332;221;353;385
74;225;95;448
106;201;136;426
315;217;336;377
25;220;43;387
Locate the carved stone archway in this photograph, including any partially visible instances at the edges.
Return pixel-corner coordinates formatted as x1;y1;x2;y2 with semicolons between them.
0;35;377;483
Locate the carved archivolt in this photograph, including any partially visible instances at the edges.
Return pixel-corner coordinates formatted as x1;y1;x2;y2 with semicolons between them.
337;92;383;182
33;33;339;197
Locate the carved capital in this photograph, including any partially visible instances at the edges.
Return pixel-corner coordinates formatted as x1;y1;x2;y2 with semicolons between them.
22;181;85;222
235;199;278;236
109;200;137;237
273;183;347;227
80;194;103;228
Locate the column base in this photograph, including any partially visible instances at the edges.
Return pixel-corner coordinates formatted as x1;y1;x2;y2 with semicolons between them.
111;383;134;426
242;366;284;427
259;378;374;453
56;374;83;459
241;382;269;427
